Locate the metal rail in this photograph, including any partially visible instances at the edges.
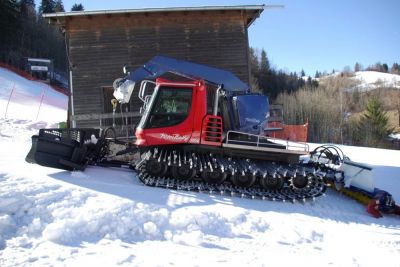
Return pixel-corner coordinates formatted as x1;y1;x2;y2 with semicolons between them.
225;130;309;152
139;80;156;103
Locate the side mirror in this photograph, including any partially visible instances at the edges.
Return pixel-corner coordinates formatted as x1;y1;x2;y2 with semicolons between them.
123;66;128;75
123;66;133;75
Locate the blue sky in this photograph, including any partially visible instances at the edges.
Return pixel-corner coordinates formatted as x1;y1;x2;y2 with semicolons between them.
60;0;399;76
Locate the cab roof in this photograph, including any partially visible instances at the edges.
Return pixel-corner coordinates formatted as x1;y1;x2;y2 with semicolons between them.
128;56;250;92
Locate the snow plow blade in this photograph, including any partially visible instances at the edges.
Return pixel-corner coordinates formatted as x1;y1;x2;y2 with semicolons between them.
339;160;400;217
310;145;400;218
25;128;100;171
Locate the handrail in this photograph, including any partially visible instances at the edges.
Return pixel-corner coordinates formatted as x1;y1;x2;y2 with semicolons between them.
225;130;309;152
139;80;156;103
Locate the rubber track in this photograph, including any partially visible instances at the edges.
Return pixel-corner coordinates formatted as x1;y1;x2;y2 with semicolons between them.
136;149;327;203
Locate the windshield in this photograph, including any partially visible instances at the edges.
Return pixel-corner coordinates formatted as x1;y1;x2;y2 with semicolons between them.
234;95;269;134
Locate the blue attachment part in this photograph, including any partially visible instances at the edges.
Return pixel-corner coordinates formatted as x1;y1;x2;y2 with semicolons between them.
127;55;250;92
348;186;397;212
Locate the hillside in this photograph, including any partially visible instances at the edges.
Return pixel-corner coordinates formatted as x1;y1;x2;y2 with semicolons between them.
352;71;400;91
315;70;400;91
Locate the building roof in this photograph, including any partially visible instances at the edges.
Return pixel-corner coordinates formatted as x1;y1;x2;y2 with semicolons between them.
43;5;266;27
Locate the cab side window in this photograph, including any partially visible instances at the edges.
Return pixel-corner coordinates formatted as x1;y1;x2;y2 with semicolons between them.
146;87;193;128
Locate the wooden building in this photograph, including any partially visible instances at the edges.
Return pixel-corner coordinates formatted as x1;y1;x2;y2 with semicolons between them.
44;5;264;129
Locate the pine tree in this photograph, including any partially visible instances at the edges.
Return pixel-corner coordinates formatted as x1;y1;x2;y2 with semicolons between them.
71;3;84;11
0;0;21;51
19;0;37;58
382;63;389;73
391;63;400;74
357;96;393;147
260;49;270;72
354;62;361;72
300;69;305;77
39;0;55;14
258;49;271;95
248;47;307;98
20;0;35;17
54;0;65;12
248;47;260;91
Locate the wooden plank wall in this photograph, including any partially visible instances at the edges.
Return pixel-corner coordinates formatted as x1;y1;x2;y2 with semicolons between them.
66;10;250;127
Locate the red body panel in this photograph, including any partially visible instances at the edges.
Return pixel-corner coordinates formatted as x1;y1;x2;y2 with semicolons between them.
135;78;221;147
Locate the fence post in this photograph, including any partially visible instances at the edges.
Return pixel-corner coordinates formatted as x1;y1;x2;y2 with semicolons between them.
36;86;46;121
4;83;15;119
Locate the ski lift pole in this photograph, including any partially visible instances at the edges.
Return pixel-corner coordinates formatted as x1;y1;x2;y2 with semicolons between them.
4;83;15;119
111;99;118;127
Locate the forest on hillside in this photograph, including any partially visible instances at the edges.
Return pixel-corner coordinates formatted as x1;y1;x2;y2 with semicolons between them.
0;0;84;73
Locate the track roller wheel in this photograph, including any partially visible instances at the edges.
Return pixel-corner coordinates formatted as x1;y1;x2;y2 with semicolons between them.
230;173;256;188
201;168;227;184
172;164;196;180
145;159;168;177
291;174;310;189
260;174;284;190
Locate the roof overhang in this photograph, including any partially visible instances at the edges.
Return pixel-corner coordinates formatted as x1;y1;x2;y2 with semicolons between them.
43;5;265;28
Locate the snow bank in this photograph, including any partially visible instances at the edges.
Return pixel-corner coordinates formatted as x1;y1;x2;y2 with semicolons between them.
389;133;400;140
0;119;400;266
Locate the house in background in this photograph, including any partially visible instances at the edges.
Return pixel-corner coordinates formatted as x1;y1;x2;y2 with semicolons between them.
44;5;264;129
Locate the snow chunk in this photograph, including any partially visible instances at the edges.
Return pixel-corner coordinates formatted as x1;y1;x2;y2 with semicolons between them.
0;214;15;249
143;222;158;236
42;220;73;244
172;230;204;246
389;133;400;140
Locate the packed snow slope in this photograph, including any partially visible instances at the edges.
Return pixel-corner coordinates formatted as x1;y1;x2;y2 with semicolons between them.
0;67;67;122
0;68;400;267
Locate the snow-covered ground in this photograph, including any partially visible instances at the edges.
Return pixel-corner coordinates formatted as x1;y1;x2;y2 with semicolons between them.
316;70;400;91
1;68;400;266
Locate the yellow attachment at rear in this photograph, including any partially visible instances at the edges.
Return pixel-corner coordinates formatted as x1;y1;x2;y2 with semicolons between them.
327;181;372;205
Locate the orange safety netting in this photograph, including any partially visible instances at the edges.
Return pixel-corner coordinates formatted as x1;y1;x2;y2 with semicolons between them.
0;62;68;96
265;120;308;143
